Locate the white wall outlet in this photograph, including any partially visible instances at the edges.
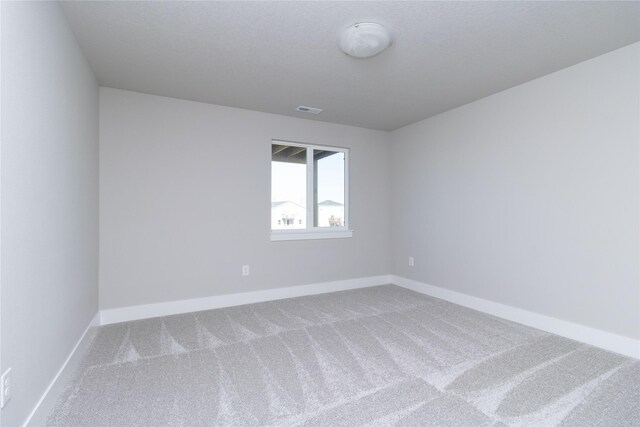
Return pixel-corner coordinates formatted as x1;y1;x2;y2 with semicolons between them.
242;265;250;276
1;368;12;408
409;256;415;267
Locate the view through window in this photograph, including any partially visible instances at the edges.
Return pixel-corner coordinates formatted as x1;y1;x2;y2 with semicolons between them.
271;142;347;232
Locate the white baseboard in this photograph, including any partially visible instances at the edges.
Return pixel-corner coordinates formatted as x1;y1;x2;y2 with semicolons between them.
100;275;392;325
19;275;636;426
97;273;638;358
391;275;640;360
23;312;100;427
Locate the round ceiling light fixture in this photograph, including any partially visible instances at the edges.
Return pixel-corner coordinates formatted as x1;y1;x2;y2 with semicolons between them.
338;22;391;59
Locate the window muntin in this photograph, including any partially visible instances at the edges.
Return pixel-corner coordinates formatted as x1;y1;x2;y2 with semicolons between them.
271;141;349;239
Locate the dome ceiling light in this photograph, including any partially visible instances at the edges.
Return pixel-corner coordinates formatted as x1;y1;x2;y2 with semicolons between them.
338;22;391;59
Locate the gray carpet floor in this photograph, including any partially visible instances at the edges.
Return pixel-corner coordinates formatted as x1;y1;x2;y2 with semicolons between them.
47;285;640;426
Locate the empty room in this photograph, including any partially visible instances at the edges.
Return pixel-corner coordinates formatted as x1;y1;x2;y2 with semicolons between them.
1;1;639;426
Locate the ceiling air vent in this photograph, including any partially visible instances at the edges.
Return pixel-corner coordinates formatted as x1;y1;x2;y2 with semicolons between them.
296;106;323;114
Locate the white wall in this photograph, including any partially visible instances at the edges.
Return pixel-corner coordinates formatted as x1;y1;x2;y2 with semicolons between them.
391;43;640;340
1;2;99;425
99;88;390;310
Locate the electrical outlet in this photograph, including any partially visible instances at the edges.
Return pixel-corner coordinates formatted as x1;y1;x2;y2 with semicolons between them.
409;256;415;267
242;265;250;276
1;368;12;408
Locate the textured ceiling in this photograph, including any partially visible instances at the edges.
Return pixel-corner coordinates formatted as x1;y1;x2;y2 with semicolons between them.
60;1;640;131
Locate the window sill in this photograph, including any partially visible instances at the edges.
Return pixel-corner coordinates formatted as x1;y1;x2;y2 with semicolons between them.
271;229;353;241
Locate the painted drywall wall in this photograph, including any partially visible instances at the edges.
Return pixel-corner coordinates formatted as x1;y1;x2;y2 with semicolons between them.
1;2;99;425
99;88;391;310
391;42;640;340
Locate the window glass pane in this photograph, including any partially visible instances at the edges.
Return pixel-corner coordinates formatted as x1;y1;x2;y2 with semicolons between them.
271;144;307;230
314;150;345;227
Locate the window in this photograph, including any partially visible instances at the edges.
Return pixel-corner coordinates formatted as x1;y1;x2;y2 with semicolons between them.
271;140;351;240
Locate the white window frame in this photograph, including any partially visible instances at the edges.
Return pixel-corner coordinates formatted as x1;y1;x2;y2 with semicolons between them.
271;140;352;241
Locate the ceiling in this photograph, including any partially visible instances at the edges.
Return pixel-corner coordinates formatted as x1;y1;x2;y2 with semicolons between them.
60;1;640;131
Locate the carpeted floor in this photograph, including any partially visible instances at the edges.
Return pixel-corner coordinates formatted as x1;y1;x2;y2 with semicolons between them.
47;285;639;426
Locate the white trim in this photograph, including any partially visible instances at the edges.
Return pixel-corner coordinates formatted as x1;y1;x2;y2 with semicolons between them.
271;229;353;241
391;275;640;360
100;275;390;325
23;312;100;427
306;145;313;227
343;148;349;230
